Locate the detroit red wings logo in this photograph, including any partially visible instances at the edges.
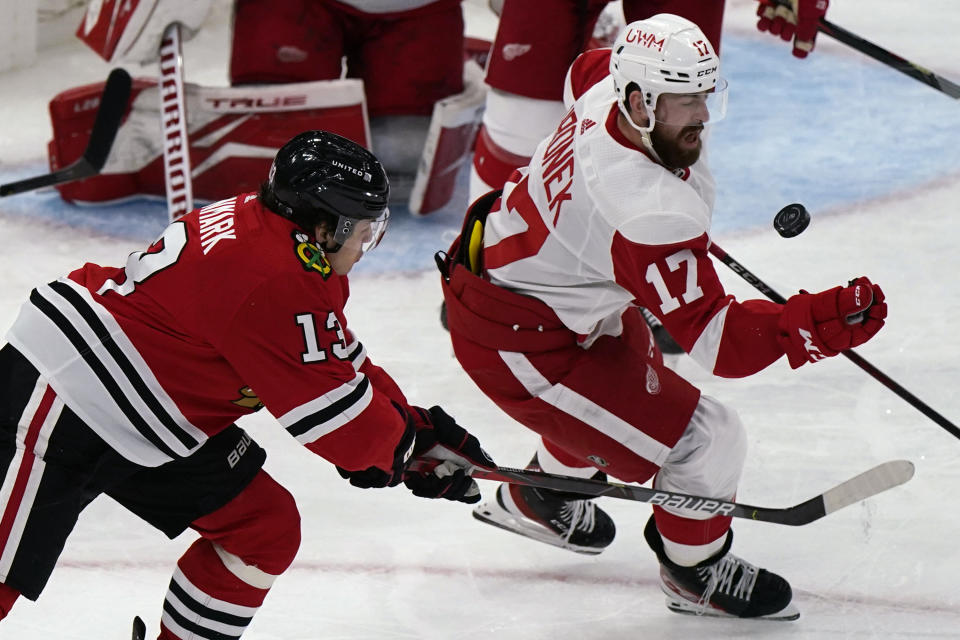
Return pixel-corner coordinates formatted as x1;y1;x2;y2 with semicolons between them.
645;364;661;395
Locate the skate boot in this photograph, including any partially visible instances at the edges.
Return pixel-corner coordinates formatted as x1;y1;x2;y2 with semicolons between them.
472;478;616;555
644;516;799;620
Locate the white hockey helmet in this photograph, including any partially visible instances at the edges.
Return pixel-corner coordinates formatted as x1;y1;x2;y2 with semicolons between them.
609;14;728;132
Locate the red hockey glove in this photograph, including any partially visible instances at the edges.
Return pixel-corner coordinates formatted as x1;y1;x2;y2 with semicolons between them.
778;277;887;368
756;0;829;58
403;406;495;504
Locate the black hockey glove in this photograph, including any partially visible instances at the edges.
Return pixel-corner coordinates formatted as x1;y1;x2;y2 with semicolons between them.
335;414;416;489
403;406;495;504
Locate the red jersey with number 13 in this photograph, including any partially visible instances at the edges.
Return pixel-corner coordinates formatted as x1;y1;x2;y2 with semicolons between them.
6;194;412;471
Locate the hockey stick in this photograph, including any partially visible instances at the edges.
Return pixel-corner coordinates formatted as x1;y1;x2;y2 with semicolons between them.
158;23;194;221
413;459;913;526
0;68;132;197
709;241;960;441
768;0;960;100
818;19;960;100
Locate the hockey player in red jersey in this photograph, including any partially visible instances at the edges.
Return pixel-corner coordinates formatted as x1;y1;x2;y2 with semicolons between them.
439;14;885;620
0;131;494;637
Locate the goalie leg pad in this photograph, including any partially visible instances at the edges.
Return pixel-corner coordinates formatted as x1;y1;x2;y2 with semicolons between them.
409;60;487;215
48;78;371;204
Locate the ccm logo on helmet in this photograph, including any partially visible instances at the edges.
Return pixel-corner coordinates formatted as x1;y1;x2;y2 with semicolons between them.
624;28;665;52
331;159;373;182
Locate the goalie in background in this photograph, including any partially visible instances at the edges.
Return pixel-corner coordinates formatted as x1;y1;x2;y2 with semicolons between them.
0;130;493;638
62;0;483;214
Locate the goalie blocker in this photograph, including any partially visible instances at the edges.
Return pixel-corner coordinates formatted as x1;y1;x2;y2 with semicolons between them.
47;78;372;205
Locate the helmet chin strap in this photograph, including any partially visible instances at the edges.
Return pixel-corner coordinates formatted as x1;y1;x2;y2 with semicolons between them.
616;100;664;165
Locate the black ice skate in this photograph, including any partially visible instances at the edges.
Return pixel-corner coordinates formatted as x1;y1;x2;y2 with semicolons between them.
472;477;616;555
644;516;799;620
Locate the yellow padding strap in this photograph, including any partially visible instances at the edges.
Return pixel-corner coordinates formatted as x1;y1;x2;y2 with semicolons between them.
467;218;484;275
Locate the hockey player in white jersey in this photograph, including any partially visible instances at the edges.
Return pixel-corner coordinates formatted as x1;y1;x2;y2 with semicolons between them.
439;14;886;620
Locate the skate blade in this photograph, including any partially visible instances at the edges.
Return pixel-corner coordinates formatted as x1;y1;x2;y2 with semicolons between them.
665;597;800;621
472;503;604;556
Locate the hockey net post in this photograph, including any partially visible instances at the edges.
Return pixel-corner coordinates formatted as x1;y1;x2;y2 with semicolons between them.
0;66;132;197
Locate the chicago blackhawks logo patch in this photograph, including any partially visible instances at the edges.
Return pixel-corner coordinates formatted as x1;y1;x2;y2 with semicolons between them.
292;231;332;278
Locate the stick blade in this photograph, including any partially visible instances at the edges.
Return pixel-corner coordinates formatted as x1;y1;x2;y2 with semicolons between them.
821;459;914;515
84;67;133;171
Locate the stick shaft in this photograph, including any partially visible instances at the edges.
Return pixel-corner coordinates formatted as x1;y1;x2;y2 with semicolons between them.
0;68;131;197
449;460;913;526
709;242;960;439
819;19;960;99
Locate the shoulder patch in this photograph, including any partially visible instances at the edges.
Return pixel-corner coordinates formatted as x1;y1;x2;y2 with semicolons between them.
292;231;332;278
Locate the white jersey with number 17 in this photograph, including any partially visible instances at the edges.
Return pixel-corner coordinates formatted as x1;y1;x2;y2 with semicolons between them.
482;50;787;378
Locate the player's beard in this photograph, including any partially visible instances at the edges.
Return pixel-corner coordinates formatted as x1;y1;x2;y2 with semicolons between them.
651;124;703;169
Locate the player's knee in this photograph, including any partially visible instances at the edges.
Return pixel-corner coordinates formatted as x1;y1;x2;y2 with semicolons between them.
694;396;747;496
199;471;302;575
249;475;302;573
658;395;747;498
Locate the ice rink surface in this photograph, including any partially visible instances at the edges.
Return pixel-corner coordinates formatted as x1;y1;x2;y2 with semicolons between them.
2;1;960;637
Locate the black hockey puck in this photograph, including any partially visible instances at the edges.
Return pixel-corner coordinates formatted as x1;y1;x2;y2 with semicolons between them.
773;203;810;238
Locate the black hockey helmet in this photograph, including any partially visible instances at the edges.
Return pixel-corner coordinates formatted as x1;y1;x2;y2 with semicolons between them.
261;130;390;250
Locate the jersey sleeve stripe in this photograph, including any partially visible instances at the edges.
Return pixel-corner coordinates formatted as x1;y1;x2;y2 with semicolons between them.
280;374;373;443
344;339;366;369
686;301;730;374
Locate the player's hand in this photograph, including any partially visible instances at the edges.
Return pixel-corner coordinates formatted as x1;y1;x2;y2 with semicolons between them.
756;0;829;59
778;277;887;368
403;406;495;504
